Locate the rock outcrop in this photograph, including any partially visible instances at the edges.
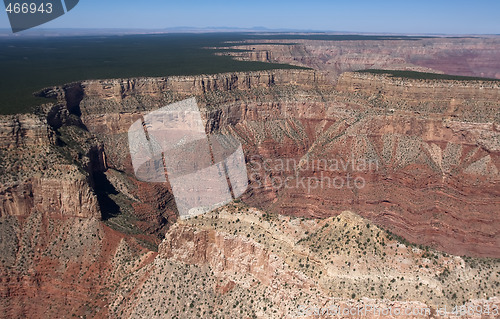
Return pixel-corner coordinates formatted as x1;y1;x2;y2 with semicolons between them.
1;61;498;317
0;109;156;318
0;113;100;219
33;69;500;258
111;206;500;318
218;36;500;80
336;71;500;122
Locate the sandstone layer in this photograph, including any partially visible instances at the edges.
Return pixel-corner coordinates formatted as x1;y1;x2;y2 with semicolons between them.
111;205;500;318
37;69;499;258
218;36;500;80
0;110;155;318
0;62;498;318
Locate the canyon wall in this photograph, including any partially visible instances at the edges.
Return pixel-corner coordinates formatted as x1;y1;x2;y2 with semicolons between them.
218;37;500;80
34;69;499;258
336;71;500;122
0;114;100;219
111;206;500;318
1;66;499;317
0;109;155;318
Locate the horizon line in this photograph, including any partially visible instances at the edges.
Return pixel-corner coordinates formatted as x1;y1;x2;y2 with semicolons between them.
0;27;499;37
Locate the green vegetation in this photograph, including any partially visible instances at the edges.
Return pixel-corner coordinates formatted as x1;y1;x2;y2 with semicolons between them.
357;69;500;81
0;32;472;115
0;33;307;114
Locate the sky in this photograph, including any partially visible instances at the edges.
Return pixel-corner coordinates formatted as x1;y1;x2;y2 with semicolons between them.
1;0;499;34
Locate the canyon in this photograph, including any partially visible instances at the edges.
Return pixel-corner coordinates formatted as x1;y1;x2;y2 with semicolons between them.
217;36;500;80
0;36;499;318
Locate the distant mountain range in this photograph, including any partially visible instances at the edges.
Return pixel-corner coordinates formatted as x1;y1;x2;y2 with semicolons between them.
1;26;494;38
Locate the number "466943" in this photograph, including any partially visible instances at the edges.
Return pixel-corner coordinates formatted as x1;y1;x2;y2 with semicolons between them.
5;2;53;14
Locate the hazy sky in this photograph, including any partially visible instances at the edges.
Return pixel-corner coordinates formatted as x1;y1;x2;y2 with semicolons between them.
1;0;499;34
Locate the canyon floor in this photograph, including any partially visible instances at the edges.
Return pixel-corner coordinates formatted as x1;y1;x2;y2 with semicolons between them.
0;34;499;318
